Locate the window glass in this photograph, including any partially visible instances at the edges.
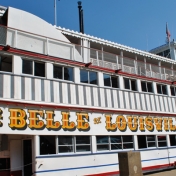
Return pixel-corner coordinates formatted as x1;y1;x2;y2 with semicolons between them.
96;136;109;151
54;65;62;79
64;67;73;81
104;74;111;87
131;80;136;91
0;55;12;72
170;135;176;146
170;87;175;96
34;62;45;77
80;70;88;83
76;136;90;152
110;136;122;150
124;78;130;89
157;84;162;94
138;135;147;149
22;59;32;74
111;76;119;88
162;85;167;95
122;136;133;149
157;136;167;147
58;136;73;153
147;82;153;93
141;81;147;92
89;71;97;85
40;136;56;155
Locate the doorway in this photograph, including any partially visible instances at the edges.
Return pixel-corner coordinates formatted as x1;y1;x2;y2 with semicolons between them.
23;140;32;176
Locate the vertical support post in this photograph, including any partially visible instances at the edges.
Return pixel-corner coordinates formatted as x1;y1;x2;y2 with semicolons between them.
149;64;152;77
96;50;99;66
144;57;146;76
158;61;161;79
116;55;119;70
46;38;49;55
135;55;138;74
101;45;104;67
14;30;17;48
33;135;39;174
121;51;123;71
164;68;166;80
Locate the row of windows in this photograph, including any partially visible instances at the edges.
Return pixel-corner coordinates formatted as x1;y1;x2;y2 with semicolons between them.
39;135;176;155
1;57;176;96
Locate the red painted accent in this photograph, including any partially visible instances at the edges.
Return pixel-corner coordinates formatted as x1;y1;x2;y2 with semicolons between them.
85;62;92;67
10;170;22;176
0;99;175;117
0;45;173;85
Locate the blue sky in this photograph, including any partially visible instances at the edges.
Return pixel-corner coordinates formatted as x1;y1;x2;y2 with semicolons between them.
1;0;176;51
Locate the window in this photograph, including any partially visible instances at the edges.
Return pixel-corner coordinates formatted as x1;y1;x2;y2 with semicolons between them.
54;65;73;81
0;54;12;72
141;81;153;93
40;136;56;155
170;86;176;96
96;135;133;151
124;78;137;91
22;59;45;77
157;136;167;147
138;135;156;149
157;84;167;95
58;136;91;153
170;135;176;146
80;70;97;85
103;74;119;88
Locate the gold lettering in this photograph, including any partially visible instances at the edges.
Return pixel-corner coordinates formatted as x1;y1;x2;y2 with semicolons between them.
145;116;154;131
127;116;138;131
9;109;27;129
169;118;176;131
139;117;145;131
45;111;60;129
163;118;169;131
105;115;116;131
61;112;75;129
116;115;127;131
28;110;45;129
154;117;163;131
76;113;90;130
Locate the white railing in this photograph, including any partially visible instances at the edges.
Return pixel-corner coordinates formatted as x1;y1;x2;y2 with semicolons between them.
0;25;176;81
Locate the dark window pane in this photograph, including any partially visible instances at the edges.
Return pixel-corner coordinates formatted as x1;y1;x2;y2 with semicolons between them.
122;136;133;142
89;71;97;85
76;145;90;152
141;82;147;92
58;146;73;153
131;80;136;91
111;144;122;150
97;144;109;151
58;136;73;145
148;142;156;147
54;65;62;79
97;136;108;143
0;56;12;72
138;135;147;149
170;135;176;146
147;82;153;93
34;62;45;77
76;136;90;144
157;84;162;94
170;87;175;96
0;158;10;171
123;143;133;149
162;85;167;95
158;142;167;147
124;78;130;89
111;76;119;88
110;136;121;143
40;136;56;155
104;74;111;87
80;70;88;83
64;67;73;81
157;136;166;141
22;59;32;74
147;135;155;141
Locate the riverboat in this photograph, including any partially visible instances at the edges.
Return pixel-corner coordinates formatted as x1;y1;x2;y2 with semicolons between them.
0;4;176;176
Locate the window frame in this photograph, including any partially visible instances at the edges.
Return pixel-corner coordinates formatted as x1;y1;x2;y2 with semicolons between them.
141;81;153;93
157;84;167;95
80;69;98;85
124;77;137;91
22;58;45;77
103;74;119;88
53;64;74;82
170;86;176;96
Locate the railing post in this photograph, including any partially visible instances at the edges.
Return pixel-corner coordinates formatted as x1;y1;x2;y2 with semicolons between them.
46;38;49;55
121;51;123;71
149;64;152;77
144;58;146;76
158;61;161;79
164;68;166;80
135;55;137;74
116;55;119;69
101;45;104;67
72;45;75;61
96;50;99;66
